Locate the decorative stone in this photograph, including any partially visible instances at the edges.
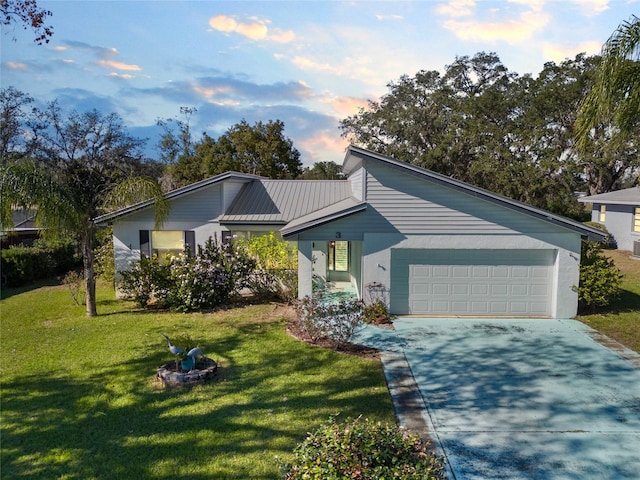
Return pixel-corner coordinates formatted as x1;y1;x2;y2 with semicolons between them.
157;356;218;387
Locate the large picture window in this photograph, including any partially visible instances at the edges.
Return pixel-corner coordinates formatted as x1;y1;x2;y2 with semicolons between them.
140;230;195;262
634;208;640;233
152;231;184;261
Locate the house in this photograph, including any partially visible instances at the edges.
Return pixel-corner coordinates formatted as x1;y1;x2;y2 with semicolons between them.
96;146;605;319
1;209;40;248
578;187;640;252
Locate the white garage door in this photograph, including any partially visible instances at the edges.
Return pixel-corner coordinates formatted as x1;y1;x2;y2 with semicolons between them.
390;249;555;317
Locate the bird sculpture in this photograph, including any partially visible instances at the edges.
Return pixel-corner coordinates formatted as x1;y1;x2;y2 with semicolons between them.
161;333;184;356
186;347;203;369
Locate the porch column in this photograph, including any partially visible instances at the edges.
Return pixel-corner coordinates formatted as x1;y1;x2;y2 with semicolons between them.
298;240;313;298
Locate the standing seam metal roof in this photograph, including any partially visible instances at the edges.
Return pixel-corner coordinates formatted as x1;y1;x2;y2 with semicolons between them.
219;180;352;223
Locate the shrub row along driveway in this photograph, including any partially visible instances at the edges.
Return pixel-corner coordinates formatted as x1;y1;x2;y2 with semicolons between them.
354;318;640;479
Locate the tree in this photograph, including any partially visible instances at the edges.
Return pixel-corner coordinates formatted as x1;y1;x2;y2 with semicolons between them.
0;101;168;316
1;0;53;44
575;16;640;194
157;112;303;187
340;51;637;216
340;52;587;215
0;86;33;164
576;16;640;151
300;161;346;180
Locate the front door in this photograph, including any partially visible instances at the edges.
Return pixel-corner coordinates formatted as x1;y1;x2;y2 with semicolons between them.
327;240;350;282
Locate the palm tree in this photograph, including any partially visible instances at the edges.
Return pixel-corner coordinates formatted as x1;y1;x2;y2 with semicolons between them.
576;15;640;150
0;102;168;316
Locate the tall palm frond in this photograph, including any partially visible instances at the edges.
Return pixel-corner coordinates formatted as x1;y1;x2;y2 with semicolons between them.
0;160;79;237
101;175;170;228
576;16;640;150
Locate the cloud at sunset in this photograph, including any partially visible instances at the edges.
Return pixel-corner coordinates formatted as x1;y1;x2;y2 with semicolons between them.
208;15;295;43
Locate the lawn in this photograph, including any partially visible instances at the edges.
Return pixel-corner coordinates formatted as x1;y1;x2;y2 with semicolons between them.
578;249;640;353
0;283;394;479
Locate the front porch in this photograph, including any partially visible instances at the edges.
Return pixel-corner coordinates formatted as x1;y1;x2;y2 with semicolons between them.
315;281;359;304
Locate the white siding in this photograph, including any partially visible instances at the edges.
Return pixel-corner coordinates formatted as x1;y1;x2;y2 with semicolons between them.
350;166;364;201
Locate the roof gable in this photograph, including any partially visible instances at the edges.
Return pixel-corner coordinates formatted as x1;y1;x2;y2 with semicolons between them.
94;171;261;224
578;187;640;206
339;146;605;241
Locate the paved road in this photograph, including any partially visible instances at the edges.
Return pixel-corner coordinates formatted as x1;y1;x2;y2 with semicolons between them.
353;318;640;479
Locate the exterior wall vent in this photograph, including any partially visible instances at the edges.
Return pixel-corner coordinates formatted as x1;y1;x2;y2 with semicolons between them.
634;240;640;257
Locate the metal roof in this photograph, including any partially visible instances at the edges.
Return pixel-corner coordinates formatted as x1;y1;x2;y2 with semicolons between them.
281;197;366;237
94;171;262;224
578;187;640;206
220;180;352;224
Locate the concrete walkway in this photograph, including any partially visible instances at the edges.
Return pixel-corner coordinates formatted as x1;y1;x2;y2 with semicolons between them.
352;318;640;479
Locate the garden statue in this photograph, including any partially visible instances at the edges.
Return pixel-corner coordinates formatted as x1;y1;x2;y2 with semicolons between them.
161;333;203;371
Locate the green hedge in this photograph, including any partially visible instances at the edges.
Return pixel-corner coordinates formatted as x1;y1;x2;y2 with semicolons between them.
1;239;80;287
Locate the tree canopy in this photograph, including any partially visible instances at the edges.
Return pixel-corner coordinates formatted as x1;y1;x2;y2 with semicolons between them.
158;113;303;187
341;51;639;216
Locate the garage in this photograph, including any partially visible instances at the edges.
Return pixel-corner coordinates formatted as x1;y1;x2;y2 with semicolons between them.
390;249;555;317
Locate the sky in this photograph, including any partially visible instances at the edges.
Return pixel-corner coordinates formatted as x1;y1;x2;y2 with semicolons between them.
2;0;638;167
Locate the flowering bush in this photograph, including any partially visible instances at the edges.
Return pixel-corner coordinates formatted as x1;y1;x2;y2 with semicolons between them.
293;296;364;348
165;237;256;312
119;256;171;307
120;236;256;311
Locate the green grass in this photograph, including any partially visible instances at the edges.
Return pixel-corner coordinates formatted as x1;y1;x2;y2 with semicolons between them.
0;284;394;479
578;249;640;353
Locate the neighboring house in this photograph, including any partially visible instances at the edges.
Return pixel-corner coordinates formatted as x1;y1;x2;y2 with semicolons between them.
578;187;640;252
96;146;605;319
1;209;40;248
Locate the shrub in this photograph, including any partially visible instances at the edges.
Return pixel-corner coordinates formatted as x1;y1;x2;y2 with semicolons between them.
94;226;115;285
281;416;445;480
62;270;85;305
239;232;298;302
165;237;256;312
362;300;390;324
293;296;364;348
119;236;256;311
119;256;171;308
578;240;622;312
1;238;79;286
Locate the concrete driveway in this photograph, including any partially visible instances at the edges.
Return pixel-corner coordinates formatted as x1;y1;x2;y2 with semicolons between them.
353;318;640;479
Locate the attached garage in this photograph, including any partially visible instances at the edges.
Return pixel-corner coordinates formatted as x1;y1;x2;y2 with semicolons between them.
390;249;555;316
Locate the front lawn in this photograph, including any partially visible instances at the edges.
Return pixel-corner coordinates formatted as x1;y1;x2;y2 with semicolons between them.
578;249;640;353
0;284;394;479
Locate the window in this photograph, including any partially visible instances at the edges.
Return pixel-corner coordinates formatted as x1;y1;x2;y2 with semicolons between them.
328;241;349;272
634;208;640;233
140;230;195;261
599;205;606;222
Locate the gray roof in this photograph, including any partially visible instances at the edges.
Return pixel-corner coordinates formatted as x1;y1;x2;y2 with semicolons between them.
94;171;262;224
281;197;366;237
220;180;351;224
578;187;640;206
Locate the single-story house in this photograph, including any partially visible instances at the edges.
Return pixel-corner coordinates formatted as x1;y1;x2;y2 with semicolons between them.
578;187;640;253
96;146;605;318
1;209;40;248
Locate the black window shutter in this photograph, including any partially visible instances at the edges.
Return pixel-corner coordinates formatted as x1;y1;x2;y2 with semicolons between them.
140;230;150;258
185;231;195;254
